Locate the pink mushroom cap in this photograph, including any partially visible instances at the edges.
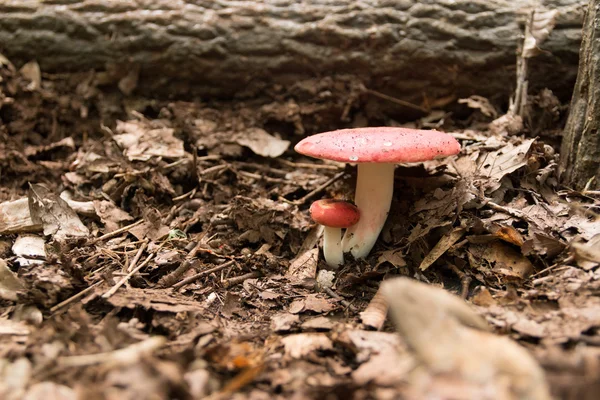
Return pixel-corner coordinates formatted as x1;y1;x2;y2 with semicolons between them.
310;199;360;229
294;127;461;163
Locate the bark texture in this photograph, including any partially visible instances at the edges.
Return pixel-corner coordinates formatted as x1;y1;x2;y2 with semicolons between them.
560;0;600;190
0;0;586;102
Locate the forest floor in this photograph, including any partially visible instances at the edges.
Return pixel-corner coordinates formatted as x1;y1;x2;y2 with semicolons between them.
0;55;599;400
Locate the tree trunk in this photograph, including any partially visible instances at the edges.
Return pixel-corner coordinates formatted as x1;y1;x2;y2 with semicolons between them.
560;0;600;190
0;0;585;104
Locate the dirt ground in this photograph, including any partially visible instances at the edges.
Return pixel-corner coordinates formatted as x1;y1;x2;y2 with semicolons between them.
0;53;599;400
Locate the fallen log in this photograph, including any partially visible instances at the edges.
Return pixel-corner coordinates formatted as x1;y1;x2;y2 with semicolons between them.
0;0;586;105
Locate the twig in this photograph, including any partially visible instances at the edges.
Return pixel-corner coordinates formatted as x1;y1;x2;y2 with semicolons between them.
58;336;166;368
90;220;143;244
446;263;472;299
172;260;237;290
365;88;429;113
277;159;341;171
323;287;357;312
158;241;204;288
280;171;345;206
222;271;261;288
102;254;154;299
127;240;148;272
50;281;103;313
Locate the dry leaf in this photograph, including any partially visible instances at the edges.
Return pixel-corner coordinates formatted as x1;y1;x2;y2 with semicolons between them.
523;10;559;58
113;120;185;161
0;258;24;301
28;184;89;240
235;128;290;158
12;235;46;266
19;60;41;91
0;198;40;235
359;289;388;330
458;95;498;118
479;139;535;192
376;249;407;269
281;333;333;359
286;248;318;282
271;313;300;333
469;241;534;280
419;228;465;271
381;278;551;400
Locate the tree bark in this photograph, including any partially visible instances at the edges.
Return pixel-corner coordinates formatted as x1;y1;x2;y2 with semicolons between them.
0;0;586;103
560;0;600;190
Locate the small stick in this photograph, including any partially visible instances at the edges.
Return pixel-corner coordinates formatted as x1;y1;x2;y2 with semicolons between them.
281;171;345;206
90;220;143;244
222;271;261;288
172;260;236;290
158;241;204;288
50;281;103;313
127;240;148;272
323;287;357;312
365;88;429;113
277;159;341;170
102;254;154;299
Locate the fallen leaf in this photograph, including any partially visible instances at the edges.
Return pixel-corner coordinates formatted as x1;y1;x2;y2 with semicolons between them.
301;316;334;331
271;313;300;333
235;128;290;158
468;241;534;280
419;228;465;271
479;139;535;192
28;184;89;240
286;248;318;282
281;333;333;359
12;235;46;266
19;60;41;91
359;289;388;330
0;198;40;235
113;119;185;161
0;258;24;301
458;95;498;118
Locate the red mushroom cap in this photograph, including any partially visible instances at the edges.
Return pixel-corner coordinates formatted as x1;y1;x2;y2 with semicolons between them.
310;199;360;228
294;127;461;163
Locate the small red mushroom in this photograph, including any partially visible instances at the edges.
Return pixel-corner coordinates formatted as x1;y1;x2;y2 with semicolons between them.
296;127;460;259
310;199;360;267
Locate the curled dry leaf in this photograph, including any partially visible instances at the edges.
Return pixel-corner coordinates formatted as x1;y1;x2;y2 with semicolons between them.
381;277;551;400
523;10;559;58
28;184;89;240
359;288;388;330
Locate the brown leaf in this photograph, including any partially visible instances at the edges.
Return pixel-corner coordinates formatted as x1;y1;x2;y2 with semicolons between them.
281;333;333;359
28;184;89;240
469;241;534;280
359;289;388;330
113;119;185;161
419;227;466;271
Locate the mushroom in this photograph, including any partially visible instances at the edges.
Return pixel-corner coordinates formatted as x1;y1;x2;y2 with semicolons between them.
295;127;460;259
309;199;360;267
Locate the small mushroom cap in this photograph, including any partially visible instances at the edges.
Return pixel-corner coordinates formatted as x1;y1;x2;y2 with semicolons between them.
295;127;461;163
310;199;360;228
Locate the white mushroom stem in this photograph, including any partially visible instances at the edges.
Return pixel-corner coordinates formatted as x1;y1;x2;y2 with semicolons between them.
342;163;395;258
322;227;344;267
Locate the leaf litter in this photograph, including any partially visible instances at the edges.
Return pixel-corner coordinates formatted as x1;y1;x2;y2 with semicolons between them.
0;48;599;400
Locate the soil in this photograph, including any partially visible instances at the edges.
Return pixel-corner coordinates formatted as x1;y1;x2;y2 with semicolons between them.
0;54;599;400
